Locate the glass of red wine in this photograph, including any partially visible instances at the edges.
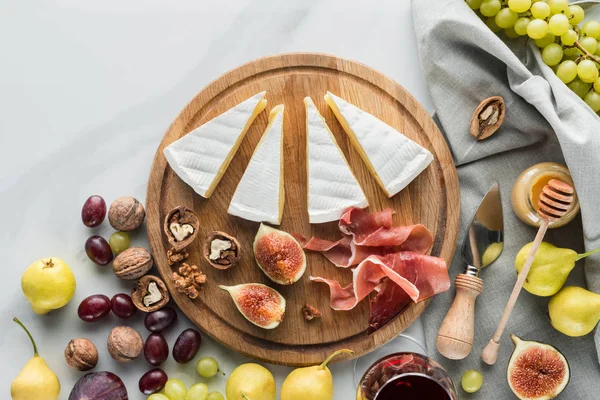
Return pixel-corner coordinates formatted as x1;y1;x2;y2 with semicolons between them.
356;352;457;400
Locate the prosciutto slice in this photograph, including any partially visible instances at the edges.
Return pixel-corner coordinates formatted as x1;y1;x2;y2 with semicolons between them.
310;252;449;317
297;208;434;268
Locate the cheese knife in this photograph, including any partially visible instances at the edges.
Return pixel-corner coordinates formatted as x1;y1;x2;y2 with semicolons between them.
436;183;504;360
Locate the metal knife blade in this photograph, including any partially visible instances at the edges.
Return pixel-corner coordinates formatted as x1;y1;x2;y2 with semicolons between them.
462;183;504;275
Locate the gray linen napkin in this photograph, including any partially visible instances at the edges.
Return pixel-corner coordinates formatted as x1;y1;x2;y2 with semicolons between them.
412;0;600;397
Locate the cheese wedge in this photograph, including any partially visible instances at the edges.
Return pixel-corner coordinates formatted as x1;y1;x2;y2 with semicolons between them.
305;97;368;224
163;91;267;198
228;105;285;224
324;91;433;198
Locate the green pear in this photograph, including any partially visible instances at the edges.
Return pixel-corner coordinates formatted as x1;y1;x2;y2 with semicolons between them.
515;242;600;297
281;349;354;400
549;286;600;337
11;318;60;400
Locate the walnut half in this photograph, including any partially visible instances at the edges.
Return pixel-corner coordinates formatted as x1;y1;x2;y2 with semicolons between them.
131;275;170;312
469;96;505;141
203;231;241;270
164;206;200;251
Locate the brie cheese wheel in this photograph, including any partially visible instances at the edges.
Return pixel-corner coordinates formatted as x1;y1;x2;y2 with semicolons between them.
305;97;368;224
228;105;285;224
324;91;433;198
163;91;267;198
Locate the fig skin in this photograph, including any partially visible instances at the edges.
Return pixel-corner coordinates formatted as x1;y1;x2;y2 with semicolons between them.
253;224;306;285
69;371;128;400
220;283;286;329
507;335;569;400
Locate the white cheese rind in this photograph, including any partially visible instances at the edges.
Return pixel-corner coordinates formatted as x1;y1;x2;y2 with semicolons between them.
325;91;433;197
228;105;284;224
305;97;368;224
163;91;267;198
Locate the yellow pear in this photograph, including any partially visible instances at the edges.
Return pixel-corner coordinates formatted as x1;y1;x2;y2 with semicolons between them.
549;286;600;337
11;318;60;400
22;257;76;314
281;349;354;400
226;363;275;400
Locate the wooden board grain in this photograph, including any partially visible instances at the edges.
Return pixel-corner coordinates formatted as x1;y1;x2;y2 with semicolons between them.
146;53;460;366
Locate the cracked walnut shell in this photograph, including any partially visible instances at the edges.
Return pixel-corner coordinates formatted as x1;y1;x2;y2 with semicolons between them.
164;206;200;251
203;231;240;270
131;275;170;312
470;96;505;140
113;247;153;280
108;196;145;231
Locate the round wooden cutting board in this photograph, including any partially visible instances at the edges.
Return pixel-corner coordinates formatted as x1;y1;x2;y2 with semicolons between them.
147;53;459;366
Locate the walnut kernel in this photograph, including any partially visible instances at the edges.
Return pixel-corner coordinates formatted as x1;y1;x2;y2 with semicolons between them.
131;275;170;312
173;263;206;299
203;231;241;270
164;206;200;250
302;304;322;321
167;247;189;266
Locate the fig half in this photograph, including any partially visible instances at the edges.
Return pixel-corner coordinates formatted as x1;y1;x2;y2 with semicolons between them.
507;335;569;400
253;223;306;285
219;283;286;329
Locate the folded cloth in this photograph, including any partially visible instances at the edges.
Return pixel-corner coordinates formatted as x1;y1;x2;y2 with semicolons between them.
413;0;600;397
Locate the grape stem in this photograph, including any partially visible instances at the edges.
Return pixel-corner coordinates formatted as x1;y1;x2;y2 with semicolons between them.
574;41;600;65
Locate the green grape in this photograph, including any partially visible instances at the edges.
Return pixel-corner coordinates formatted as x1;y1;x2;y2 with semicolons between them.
109;231;130;254
495;8;518;29
527;19;549;39
561;30;578;46
582;21;600;40
568;79;592;99
563;47;580;57
504;27;520;39
568;5;585;25
165;378;188;400
594;78;600;92
534;33;555;48
206;393;224;400
556;60;578;83
486;16;502;33
578;60;599;83
531;2;550;19
514;17;531;36
196;357;220;378
542;43;563;66
548;13;569;36
584;91;600;112
580;36;598;54
461;370;483;394
549;0;568;15
148;395;170;400
508;0;531;13
187;383;209;400
466;0;483;9
480;0;501;17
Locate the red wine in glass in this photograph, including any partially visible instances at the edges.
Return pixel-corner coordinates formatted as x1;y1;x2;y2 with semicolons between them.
375;374;451;400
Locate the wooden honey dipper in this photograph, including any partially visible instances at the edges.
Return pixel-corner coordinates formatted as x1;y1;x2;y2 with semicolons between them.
482;179;574;365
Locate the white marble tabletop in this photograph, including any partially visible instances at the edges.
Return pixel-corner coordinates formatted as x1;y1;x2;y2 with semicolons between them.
0;1;436;399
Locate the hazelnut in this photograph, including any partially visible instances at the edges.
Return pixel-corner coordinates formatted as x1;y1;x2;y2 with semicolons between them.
164;206;199;251
131;275;170;312
64;338;98;371
203;231;240;270
108;196;145;231
113;247;153;280
107;326;143;362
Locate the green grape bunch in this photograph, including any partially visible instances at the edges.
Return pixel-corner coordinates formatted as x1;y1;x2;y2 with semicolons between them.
466;0;600;112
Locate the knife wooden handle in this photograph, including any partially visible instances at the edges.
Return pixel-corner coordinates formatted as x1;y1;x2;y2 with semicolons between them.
436;274;483;360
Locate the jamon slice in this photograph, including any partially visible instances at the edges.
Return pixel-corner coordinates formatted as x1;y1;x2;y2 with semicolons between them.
310;252;449;315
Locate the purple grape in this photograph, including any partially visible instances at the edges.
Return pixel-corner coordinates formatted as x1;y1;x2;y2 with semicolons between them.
172;328;202;364
78;295;111;322
139;368;167;395
81;195;106;227
111;293;136;319
144;307;177;333
85;235;113;265
144;333;169;366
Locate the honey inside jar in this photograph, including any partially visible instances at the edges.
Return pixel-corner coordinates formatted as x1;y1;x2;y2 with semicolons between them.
511;162;579;229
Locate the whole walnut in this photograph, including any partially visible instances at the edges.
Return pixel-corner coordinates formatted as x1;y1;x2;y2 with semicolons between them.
107;326;143;362
64;338;98;371
108;196;145;231
113;247;153;280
